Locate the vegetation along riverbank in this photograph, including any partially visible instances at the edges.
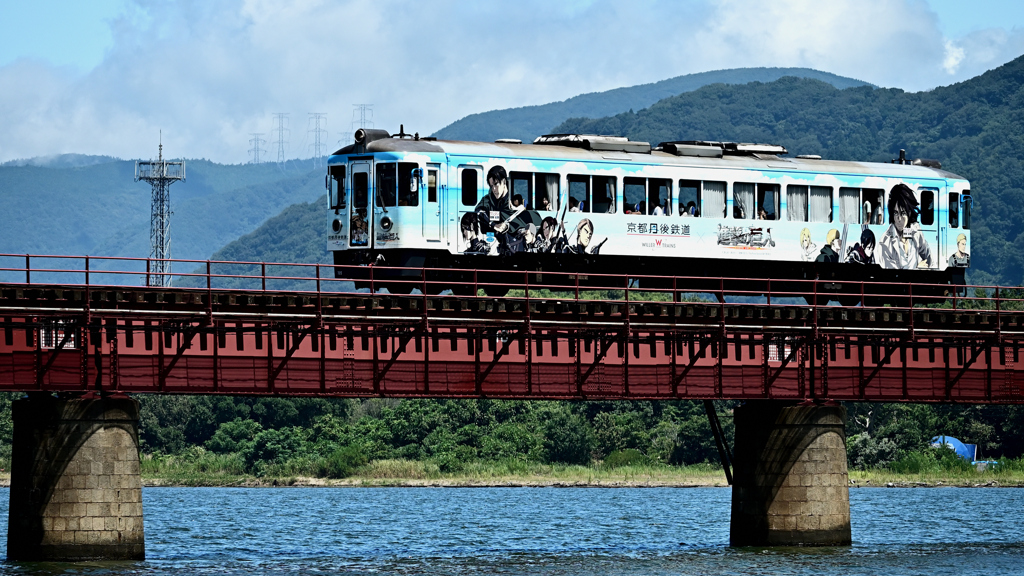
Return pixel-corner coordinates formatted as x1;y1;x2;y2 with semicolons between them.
1;394;1023;487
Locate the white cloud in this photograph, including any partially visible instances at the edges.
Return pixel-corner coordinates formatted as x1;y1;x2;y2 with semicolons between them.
943;39;966;74
0;0;1022;164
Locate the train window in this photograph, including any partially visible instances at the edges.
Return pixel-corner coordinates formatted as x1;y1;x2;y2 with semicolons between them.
397;162;418;206
948;192;959;228
864;189;884;224
624;178;646;213
626;178;669;215
920;189;935;226
328;165;346;209
461;168;479;206
376;163;397;207
809;186;833;223
840;187;883;224
839;187;860;223
534;173;558;211
568;175;590;212
787;185;808;221
679;180;700;217
704;181;726;218
593;176;616;213
353;172;368;208
734;182;755;219
510;172;532;209
757;184;779;220
427;168;438;203
651;179;670;215
962;191;971;229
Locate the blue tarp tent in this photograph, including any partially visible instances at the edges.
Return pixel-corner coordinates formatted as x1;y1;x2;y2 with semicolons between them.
930;435;977;462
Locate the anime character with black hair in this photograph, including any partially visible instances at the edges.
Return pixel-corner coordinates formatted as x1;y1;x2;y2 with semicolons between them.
878;183;932;269
846;228;876;265
460;211;490;254
472;165;539;255
536;216;559;253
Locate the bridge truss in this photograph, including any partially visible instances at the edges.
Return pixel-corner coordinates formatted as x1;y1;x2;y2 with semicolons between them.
0;254;1022;402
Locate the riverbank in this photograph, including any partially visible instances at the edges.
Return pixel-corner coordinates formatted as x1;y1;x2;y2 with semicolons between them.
126;458;1024;488
0;465;1021;488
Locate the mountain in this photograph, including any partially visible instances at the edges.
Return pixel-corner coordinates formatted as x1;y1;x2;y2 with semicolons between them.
0;157;326;271
553;55;1024;285
177;196;329;290
432;67;873;144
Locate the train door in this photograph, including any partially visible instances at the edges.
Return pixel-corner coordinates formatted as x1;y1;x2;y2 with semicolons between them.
349;161;371;247
423;163;443;242
917;185;940;269
457;165;483;253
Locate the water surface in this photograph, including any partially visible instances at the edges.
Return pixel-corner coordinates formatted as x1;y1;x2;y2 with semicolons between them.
1;486;1022;575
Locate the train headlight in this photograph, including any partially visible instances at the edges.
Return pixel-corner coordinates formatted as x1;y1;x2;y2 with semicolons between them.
380;216;393;231
332;219;343;233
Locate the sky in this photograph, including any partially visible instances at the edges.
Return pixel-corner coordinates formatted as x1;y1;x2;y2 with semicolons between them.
2;0;1024;164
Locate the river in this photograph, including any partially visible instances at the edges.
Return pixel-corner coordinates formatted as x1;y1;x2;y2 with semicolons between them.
0;486;1022;575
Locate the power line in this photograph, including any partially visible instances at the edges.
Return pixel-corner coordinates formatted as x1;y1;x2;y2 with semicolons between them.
135;132;185;287
248;133;267;164
271;113;289;165
308;113;328;168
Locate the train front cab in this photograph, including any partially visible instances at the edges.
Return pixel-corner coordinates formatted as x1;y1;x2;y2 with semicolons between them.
327;150;452;292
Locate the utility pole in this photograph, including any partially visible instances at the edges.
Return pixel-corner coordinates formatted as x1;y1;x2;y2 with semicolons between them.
271;113;289;165
308;113;328;168
135;133;185;287
248;133;266;164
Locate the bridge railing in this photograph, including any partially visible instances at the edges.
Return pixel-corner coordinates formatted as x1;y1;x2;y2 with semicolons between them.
1;253;1021;314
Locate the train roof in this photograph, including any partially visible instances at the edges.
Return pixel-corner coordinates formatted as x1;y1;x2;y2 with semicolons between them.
331;132;966;182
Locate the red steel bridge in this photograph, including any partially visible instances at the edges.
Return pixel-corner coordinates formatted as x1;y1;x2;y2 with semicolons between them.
0;254;1022;403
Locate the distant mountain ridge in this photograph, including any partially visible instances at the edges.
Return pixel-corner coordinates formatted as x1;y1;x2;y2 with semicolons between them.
0;158;326;266
432;67;873;143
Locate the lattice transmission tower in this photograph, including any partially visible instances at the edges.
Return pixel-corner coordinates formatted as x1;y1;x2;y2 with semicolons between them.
135;135;185;287
351;104;373;130
271;113;289;165
249;133;267;164
308;113;328;168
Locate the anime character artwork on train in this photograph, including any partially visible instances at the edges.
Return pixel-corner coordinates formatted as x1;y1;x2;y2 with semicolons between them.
325;129;973;300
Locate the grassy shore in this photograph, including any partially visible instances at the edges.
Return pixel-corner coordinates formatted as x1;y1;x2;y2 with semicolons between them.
131;454;1024;488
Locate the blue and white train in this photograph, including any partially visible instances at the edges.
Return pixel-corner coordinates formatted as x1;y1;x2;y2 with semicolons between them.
326;128;971;300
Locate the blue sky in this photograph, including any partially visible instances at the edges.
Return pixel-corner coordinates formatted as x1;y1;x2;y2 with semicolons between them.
1;0;1024;163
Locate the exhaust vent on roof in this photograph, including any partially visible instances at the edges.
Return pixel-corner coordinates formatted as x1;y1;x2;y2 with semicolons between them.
912;158;942;169
658;140;787;157
534;134;651;154
658;142;723;158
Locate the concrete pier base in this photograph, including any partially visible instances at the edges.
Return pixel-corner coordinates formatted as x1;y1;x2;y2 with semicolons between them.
730;401;851;546
7;394;145;561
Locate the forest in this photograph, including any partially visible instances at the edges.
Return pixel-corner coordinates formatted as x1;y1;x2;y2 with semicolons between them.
0;393;1019;480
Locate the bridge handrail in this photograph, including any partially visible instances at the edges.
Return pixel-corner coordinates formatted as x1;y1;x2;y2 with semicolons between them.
1;253;1021;314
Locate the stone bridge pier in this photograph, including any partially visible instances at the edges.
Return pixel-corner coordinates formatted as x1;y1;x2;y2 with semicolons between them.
7;394;144;561
730;401;851;547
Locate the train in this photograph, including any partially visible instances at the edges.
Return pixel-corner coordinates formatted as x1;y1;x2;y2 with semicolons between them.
325;128;972;302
